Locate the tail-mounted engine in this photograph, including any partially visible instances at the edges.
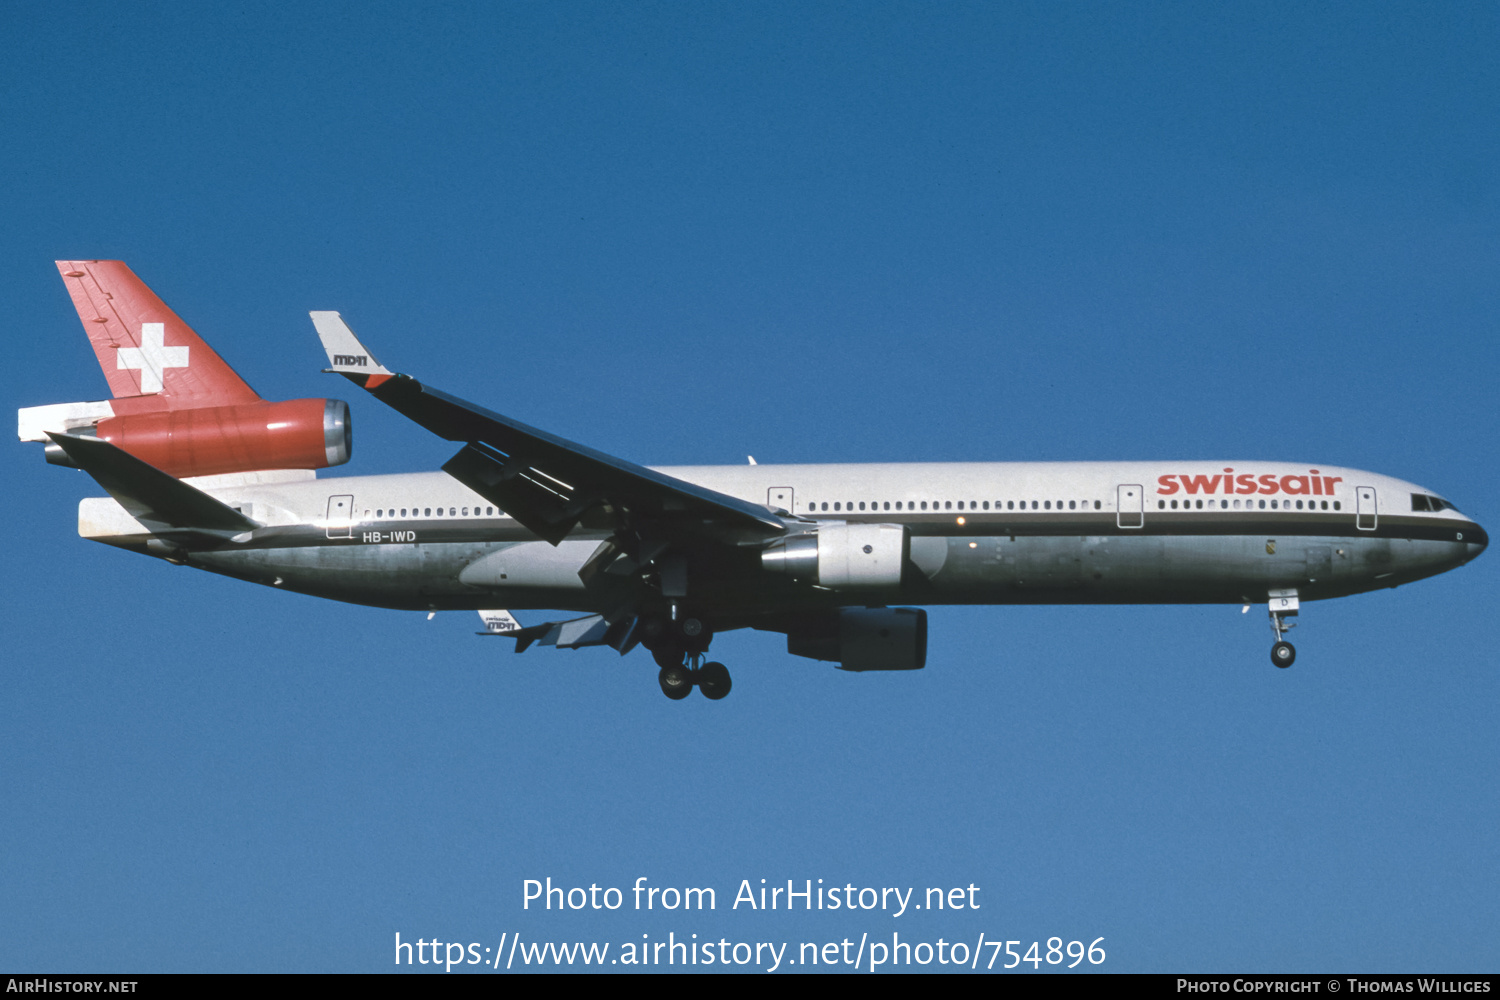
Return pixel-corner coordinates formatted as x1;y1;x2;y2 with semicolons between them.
761;522;909;589
21;397;352;478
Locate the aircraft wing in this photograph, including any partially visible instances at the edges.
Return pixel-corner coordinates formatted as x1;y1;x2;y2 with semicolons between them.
310;312;788;550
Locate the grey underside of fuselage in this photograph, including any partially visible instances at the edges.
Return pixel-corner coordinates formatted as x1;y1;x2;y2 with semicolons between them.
179;530;1461;615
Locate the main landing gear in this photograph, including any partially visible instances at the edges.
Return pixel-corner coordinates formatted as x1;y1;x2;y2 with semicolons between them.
1268;591;1298;668
647;614;733;700
657;656;733;701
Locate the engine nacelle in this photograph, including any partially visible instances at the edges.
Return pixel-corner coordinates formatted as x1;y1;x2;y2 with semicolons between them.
762;522;908;589
786;607;928;671
84;398;352;478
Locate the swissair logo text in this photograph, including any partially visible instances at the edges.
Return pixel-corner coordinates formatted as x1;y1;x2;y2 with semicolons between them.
1158;469;1343;497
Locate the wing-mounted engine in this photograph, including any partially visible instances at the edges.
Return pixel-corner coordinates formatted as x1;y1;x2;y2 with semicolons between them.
761;522;909;588
783;607;928;671
20;397;352;478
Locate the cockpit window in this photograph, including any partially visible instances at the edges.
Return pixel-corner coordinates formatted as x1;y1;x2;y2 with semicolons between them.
1413;493;1462;514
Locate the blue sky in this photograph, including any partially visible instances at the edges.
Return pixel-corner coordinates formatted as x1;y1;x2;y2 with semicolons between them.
2;2;1497;972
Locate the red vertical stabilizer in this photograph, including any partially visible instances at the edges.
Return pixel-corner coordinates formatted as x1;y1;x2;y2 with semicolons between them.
56;260;262;407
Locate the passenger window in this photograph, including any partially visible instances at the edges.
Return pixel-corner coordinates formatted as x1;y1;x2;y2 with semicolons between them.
1008;501;1015;510
983;501;989;510
1159;500;1166;509
1094;501;1101;510
1333;501;1341;510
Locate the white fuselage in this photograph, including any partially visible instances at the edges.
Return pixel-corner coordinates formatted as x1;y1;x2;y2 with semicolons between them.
77;460;1486;616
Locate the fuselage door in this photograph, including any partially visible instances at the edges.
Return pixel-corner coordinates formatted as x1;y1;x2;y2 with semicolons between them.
767;487;795;515
326;494;354;539
1356;486;1377;530
1117;484;1144;529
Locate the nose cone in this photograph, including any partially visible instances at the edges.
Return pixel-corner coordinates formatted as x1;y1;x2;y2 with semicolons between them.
1461;520;1488;562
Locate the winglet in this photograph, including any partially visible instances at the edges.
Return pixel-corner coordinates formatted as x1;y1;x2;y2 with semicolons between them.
310;312;393;387
478;609;522;634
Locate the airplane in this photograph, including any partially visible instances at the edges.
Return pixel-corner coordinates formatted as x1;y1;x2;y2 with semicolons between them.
20;260;1488;700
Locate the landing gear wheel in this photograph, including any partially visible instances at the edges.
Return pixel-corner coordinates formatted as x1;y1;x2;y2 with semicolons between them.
658;663;693;700
698;661;732;700
1271;641;1296;668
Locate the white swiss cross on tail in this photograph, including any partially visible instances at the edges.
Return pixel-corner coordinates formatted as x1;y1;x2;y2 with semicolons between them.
116;323;189;393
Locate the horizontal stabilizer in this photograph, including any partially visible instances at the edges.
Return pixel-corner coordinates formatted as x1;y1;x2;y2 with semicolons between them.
46;432;260;533
18;400;117;443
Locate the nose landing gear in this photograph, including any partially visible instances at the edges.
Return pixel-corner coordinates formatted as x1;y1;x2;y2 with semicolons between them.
1268;591;1298;668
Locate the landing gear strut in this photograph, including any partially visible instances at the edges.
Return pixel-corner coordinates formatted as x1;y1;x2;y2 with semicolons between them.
1268;591;1298;668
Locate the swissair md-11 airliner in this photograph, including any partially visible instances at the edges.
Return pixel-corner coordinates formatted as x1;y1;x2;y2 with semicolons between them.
20;261;1487;699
